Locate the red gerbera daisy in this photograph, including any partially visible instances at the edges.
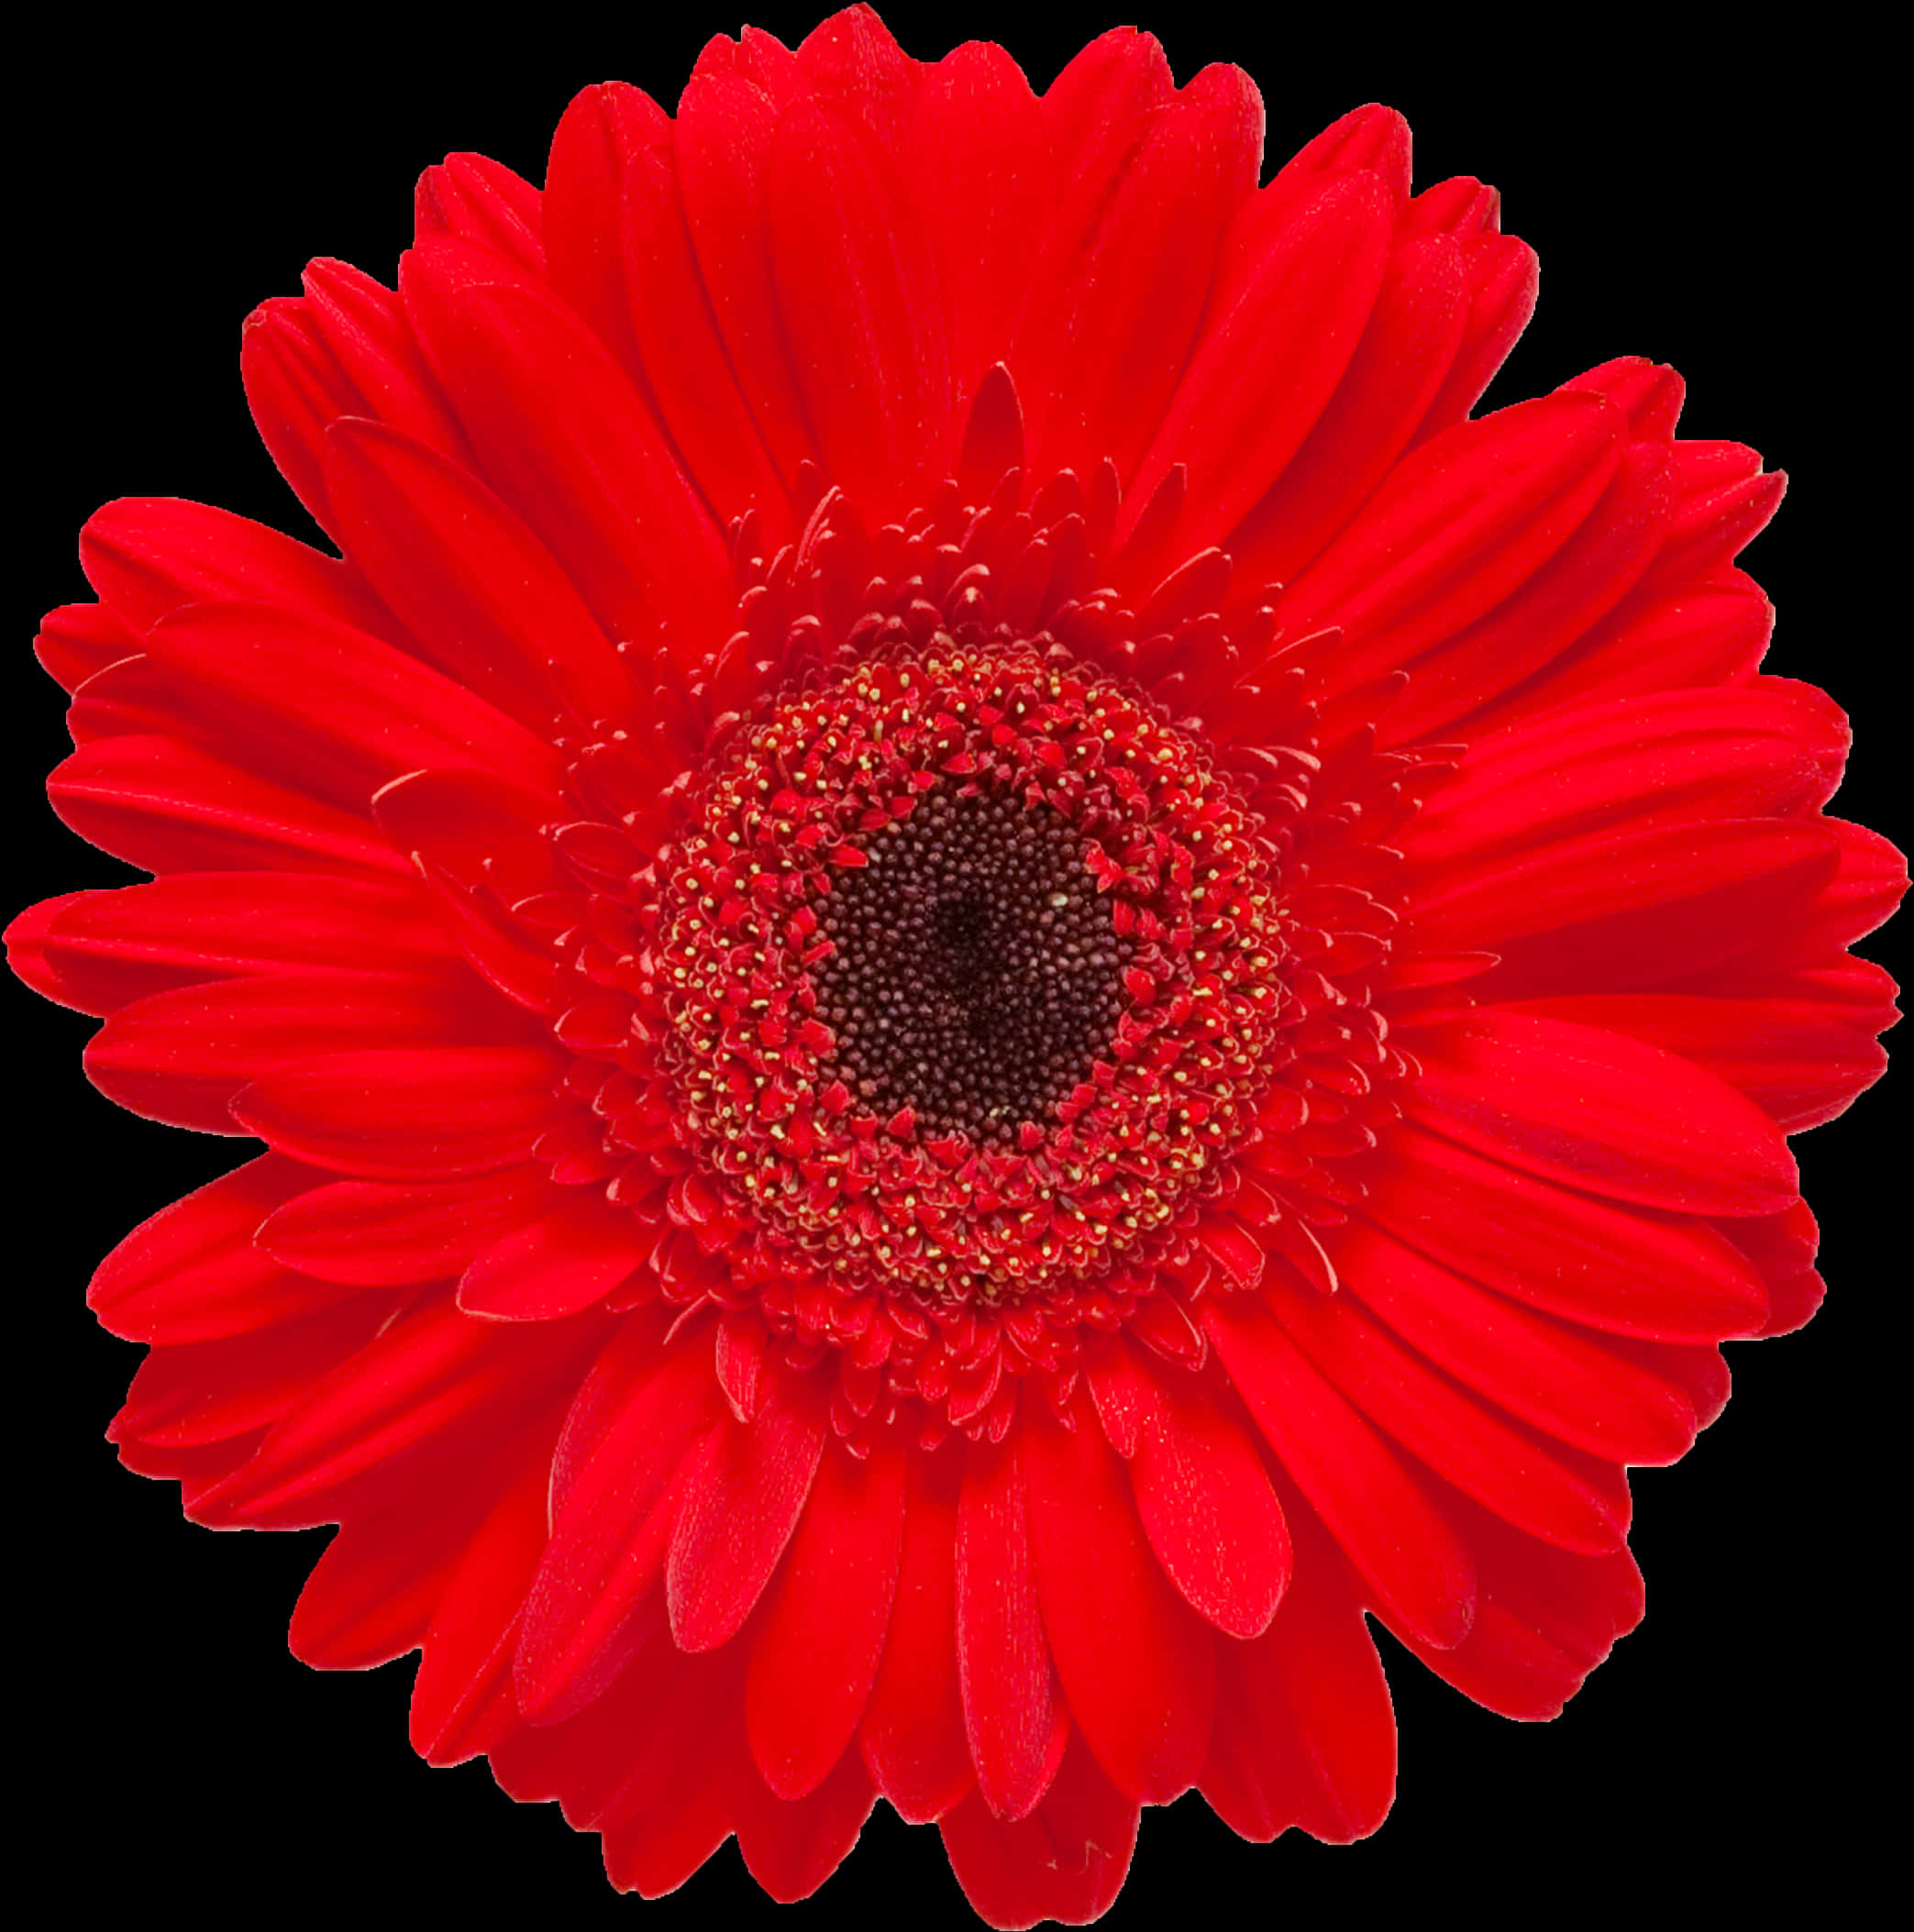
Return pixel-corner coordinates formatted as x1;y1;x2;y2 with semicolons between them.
15;6;1903;1922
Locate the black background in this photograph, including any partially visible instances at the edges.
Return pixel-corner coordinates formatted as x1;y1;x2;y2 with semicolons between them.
12;3;1899;1920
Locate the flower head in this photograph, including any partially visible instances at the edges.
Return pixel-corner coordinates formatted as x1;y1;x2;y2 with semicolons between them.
13;6;1903;1923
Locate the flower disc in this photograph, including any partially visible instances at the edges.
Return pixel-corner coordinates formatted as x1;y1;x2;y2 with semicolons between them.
649;638;1289;1303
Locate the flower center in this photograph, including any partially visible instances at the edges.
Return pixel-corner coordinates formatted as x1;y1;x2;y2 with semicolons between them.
547;474;1427;1431
651;639;1289;1305
813;785;1128;1148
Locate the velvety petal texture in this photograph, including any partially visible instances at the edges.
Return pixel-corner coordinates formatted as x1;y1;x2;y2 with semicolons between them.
14;8;1898;1928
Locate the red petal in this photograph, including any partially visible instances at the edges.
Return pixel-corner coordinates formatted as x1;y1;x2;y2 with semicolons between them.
1286;392;1624;693
907;42;1055;401
672;72;817;488
1408;679;1848;874
1606;1335;1732;1430
1710;1203;1824;1341
714;1311;769;1423
40;870;455;1014
1407;231;1538;439
411;1451;551;1764
957;1428;1062;1822
1263;1273;1629;1554
939;1737;1139;1930
401;241;730;649
1385;1503;1645;1721
193;1295;597;1527
1488;568;1772;722
689;29;801;130
78;650;178;751
667;1368;826;1652
747;1442;906;1800
516;1343;717;1723
1377;436;1676;745
65;652;187;748
1200;1507;1395;1844
458;1192;650;1320
115;1295;393;1449
548;1308;668;1518
500;1610;720;1826
80;497;387;639
1646;452;1786;588
1203;1297;1477;1650
542;82;666;379
1562;355;1687;439
1128;1356;1291;1638
1266;103;1410;215
794;5;914;142
766;97;951;521
257;1166;557;1286
1362;1121;1769;1341
142;600;563;813
241;264;478;541
83;968;514;1134
601;1750;740;1898
1333;1222;1698;1466
290;1433;528;1670
322;417;631;731
232;1044;569;1179
692;29;803;101
548;79;798;542
733;1733;878;1904
1022;1400;1217;1804
1762;817;1906;962
1413;818;1841;999
88;1151;355;1344
370;765;565;905
4;889;102;1011
1226;231;1468;591
1082;1332;1153;1458
1017;64;1263;486
1502;989;1893;1132
415;856;558;1014
1039;29;1172;176
861;1449;974;1825
301;256;475;462
619;126;795;536
241;295;365;537
1194;1215;1265;1295
49;734;411;878
1403;1010;1798;1216
35;600;141;693
414;151;544;272
114;1432;266;1506
1127;170;1395;556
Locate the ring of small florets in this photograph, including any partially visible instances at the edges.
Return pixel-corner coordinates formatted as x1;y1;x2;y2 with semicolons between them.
654;638;1288;1307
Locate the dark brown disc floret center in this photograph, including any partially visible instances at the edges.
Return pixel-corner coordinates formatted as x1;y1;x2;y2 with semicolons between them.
813;786;1133;1147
